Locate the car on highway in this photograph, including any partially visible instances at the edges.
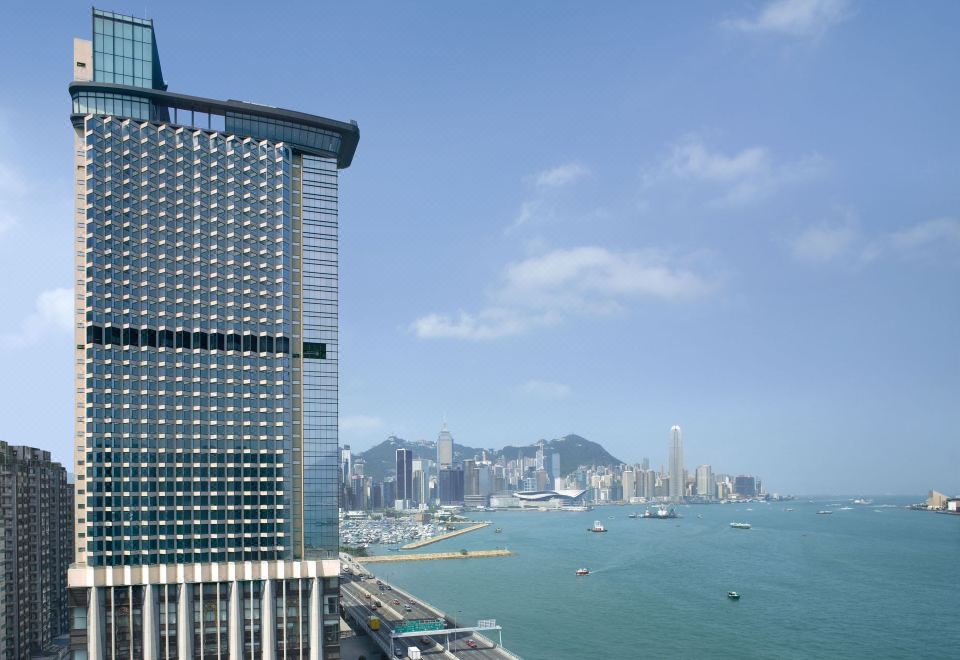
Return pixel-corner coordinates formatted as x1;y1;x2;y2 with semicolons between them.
404;605;412;612
419;637;431;647
466;640;478;649
364;593;371;599
385;585;393;590
392;599;401;605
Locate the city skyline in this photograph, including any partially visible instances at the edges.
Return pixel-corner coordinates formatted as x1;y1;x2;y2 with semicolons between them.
0;1;957;496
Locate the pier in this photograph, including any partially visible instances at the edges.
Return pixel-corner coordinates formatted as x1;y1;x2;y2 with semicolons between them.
359;549;513;563
340;554;522;659
402;522;490;549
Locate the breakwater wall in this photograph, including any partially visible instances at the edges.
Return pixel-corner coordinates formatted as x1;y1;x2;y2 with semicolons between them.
358;549;513;563
401;521;490;549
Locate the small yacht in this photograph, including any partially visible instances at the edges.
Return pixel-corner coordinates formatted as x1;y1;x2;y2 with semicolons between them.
575;568;590;576
494;527;502;533
727;591;741;600
729;522;751;529
816;510;833;515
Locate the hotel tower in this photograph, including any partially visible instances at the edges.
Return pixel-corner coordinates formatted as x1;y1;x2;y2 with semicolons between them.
67;9;358;659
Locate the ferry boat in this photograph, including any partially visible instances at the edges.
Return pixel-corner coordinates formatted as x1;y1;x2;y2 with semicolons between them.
575;568;590;576
852;498;873;505
588;520;607;533
641;507;678;519
727;591;741;600
729;522;751;529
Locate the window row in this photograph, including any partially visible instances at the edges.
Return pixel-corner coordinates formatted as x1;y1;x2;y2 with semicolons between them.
85;325;305;355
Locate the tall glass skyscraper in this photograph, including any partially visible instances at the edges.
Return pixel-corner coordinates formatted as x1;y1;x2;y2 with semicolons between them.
668;425;684;502
67;9;358;660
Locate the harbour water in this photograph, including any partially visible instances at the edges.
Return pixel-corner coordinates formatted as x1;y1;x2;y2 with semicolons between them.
365;497;958;659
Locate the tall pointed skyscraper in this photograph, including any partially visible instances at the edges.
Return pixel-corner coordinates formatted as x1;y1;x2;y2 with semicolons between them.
66;8;359;659
669;425;684;502
436;422;454;467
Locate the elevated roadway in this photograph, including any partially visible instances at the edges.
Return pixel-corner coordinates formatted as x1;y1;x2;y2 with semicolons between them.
340;555;521;660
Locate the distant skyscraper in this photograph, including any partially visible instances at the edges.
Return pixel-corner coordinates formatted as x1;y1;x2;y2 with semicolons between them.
0;443;73;660
734;475;757;498
642;469;657;499
67;8;359;658
437;422;454;467
669;425;684;501
622;469;636;501
641;456;650;471
396;448;413;508
439;466;464;504
550;453;562;487
342;445;353;484
696;464;713;499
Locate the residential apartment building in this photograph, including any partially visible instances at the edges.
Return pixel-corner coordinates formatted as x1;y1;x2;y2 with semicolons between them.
0;443;73;660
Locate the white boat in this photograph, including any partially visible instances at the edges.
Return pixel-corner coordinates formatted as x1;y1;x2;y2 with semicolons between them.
642;507;678;519
816;510;833;515
729;522;751;529
588;520;607;533
575;568;590;576
852;498;873;505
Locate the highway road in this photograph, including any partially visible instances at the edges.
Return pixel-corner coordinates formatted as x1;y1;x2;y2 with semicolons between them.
340;555;521;660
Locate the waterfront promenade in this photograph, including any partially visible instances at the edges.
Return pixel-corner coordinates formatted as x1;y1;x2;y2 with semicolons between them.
402;521;491;549
359;549;513;563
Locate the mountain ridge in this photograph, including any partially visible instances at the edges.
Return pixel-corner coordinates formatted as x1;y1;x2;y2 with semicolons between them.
352;433;623;483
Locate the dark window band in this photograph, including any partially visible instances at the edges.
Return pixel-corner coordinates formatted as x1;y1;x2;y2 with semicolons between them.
303;341;326;360
86;324;292;355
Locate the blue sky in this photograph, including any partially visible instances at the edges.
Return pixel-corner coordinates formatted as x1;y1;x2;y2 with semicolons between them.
0;0;956;494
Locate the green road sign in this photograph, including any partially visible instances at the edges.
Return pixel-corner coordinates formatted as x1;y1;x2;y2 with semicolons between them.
394;619;445;633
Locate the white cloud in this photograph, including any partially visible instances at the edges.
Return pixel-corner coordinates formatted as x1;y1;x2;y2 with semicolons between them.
792;223;858;262
647;136;825;207
723;0;854;38
339;415;386;433
535;162;590;188
506;163;590;234
410;308;555;341
517;380;572;401
411;246;714;340
888;217;960;252
0;287;74;349
791;216;960;264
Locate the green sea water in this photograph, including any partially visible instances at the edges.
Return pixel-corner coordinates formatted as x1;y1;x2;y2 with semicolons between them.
365;498;958;659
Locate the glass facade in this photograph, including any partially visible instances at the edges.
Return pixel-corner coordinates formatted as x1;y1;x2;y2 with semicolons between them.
225;113;341;158
93;9;163;89
82;116;295;566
